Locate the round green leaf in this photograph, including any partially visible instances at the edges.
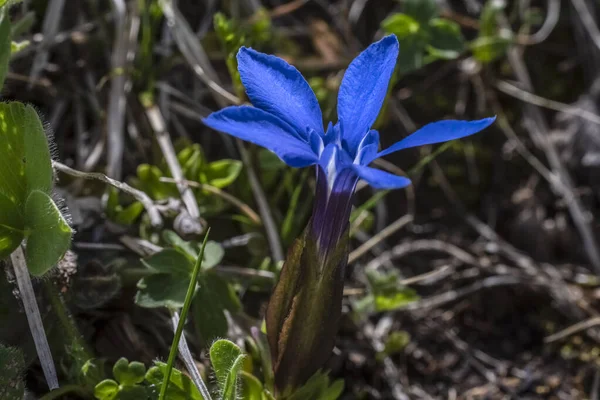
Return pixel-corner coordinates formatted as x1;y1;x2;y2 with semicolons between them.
202;241;224;269
141;248;195;276
113;358;146;386
24;190;72;276
135;273;189;309
0;102;53;207
94;379;119;400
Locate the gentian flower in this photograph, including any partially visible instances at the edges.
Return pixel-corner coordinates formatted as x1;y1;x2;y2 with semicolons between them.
204;35;494;257
203;34;494;394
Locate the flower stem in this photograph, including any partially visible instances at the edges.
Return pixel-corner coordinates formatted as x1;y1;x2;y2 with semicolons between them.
159;229;212;400
10;245;59;390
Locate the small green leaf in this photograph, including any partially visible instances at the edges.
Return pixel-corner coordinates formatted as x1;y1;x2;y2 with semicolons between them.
222;353;245;400
201;159;243;188
22;106;53;195
10;40;29;54
114;201;144;225
94;379;119;400
162;230;198;259
403;0;438;24
241;371;264;400
193;272;240;343
119;385;148;400
395;36;425;74
0;192;24;259
321;379;344;400
367;270;420;312
201;241;224;269
288;370;343;400
479;0;505;37
0;7;11;91
427;18;465;58
135;273;189;309
178;144;204;181
210;339;245;399
81;358;106;388
380;331;411;358
134;164;174;200
471;0;511;63
0;102;53;206
24;190;72;276
146;362;204;400
141;248;195;276
113;357;146;386
470;34;512;63
381;13;420;38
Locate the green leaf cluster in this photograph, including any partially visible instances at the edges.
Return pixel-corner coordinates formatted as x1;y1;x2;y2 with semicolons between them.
94;358;148;400
382;0;465;74
213;9;273;98
354;269;420;314
127;143;243;218
470;0;513;63
135;231;240;344
285;370;344;400
94;358;204;400
0;102;72;275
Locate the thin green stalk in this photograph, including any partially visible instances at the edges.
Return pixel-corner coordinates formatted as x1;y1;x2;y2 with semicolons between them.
159;229;212;400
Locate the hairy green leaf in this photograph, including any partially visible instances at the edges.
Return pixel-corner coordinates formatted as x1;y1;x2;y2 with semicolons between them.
0;102;53;206
146;362;204;400
210;339;245;399
24;190;72;276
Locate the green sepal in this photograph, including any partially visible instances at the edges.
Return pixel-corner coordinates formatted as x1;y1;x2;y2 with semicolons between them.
265;222;349;395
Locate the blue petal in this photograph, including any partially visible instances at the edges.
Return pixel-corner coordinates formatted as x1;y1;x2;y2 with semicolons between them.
355;129;380;165
337;35;399;154
237;47;323;138
376;117;496;160
352;165;412;189
203;106;318;167
318;143;349;179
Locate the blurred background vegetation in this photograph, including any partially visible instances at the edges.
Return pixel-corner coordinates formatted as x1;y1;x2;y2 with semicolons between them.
3;0;600;398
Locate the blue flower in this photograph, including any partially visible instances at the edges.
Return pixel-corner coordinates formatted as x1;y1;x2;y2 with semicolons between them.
204;34;494;193
204;35;494;252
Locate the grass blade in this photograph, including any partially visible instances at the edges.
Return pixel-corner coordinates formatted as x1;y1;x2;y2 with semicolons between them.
159;228;212;400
